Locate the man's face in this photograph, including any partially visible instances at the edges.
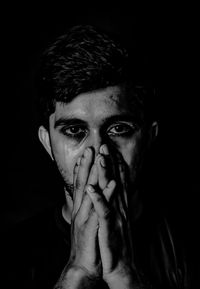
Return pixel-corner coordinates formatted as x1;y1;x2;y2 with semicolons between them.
39;86;148;196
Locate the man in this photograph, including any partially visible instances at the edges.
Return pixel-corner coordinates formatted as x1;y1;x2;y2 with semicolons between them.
4;25;191;288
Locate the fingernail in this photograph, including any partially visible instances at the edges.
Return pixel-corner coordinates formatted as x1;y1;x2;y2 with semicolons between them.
87;185;95;194
100;156;106;167
100;144;109;155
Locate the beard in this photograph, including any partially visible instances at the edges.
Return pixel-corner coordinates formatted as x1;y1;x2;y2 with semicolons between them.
54;149;143;204
54;161;75;198
64;182;74;198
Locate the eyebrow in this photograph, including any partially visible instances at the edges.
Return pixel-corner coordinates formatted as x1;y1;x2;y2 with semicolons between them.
54;117;87;129
54;114;140;129
101;114;138;125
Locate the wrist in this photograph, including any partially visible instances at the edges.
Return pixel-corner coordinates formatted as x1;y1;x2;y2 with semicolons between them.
54;266;99;289
103;265;140;289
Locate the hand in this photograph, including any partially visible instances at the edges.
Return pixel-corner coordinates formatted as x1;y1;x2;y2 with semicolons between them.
86;145;141;288
55;147;101;288
69;147;101;277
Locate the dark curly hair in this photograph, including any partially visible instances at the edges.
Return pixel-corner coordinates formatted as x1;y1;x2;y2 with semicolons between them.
36;25;156;128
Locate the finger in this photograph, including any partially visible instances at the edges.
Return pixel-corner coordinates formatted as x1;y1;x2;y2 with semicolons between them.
111;150;128;211
98;144;115;189
87;163;98;186
73;156;81;193
96;154;109;190
73;147;93;215
86;181;116;221
86;185;110;221
100;145;128;216
76;193;95;224
76;147;93;190
72;156;81;207
76;163;98;222
99;144;109;156
103;180;116;202
115;151;127;186
100;144;116;177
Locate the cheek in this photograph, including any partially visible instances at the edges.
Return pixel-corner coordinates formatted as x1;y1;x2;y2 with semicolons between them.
120;140;139;167
51;137;85;176
119;140;142;185
118;131;144;170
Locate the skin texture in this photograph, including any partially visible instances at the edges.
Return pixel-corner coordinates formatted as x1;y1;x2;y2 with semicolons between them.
39;86;145;199
38;85;157;288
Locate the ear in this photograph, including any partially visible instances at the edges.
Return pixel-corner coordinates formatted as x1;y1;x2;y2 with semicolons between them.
38;126;54;160
147;121;159;146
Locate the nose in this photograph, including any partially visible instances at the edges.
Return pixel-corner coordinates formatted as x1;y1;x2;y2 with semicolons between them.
87;129;104;156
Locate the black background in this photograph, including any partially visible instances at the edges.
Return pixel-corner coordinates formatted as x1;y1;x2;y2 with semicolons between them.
3;2;199;244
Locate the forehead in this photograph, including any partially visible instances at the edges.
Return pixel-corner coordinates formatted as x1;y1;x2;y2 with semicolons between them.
53;86;134;121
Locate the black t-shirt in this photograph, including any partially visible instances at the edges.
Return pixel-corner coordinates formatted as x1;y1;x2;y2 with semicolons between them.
2;206;195;288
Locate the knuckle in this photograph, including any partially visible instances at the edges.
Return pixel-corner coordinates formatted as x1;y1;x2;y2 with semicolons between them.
78;155;87;170
75;179;82;190
75;177;85;191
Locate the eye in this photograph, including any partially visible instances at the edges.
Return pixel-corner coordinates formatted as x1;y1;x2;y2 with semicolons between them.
107;123;136;137
61;126;87;139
